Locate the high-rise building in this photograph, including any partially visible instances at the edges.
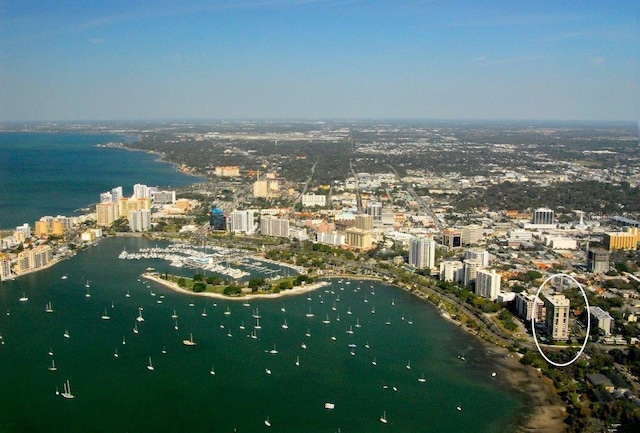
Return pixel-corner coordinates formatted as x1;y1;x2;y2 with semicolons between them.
35;220;49;237
515;292;545;322
111;186;123;202
133;183;150;199
230;210;255;234
590;306;613;335
543;293;570;341
463;258;481;287
475;269;501;301
409;236;436;269
442;228;462;248
344;228;373;250
260;215;289;237
532;208;555;225
366;202;383;221
128;209;151;232
464;248;490;267
0;253;12;281
96;202;118;226
462;224;483;245
354;214;374;231
209;208;227;231
15;245;53;274
253;180;269;198
587;248;610;274
439;261;465;283
151;190;176;205
15;223;31;239
100;191;113;203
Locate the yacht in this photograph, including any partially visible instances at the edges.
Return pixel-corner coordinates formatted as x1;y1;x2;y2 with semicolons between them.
19;293;28;302
324;402;335;410
147;356;154;371
183;333;196;346
301;342;307;349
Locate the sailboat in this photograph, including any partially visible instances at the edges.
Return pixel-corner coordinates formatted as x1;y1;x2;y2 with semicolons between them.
323;314;330;324
305;329;311;337
301;342;307;349
239;321;246;330
63;329;70;338
61;380;75;399
306;306;314;318
371;306;376;314
48;359;57;371
252;308;261;319
147;356;154;371
133;322;139;334
174;320;179;330
136;309;144;322
379;411;388;424
224;306;231;315
122;336;126;345
125;289;131;298
85;288;91;298
269;344;278;354
19;293;28;302
162;346;167;354
406;360;411;370
114;348;119;358
254;318;261;329
295;356;300;366
347;307;352;315
183;333;196;346
171;310;178;319
332;301;337;311
85;280;90;288
45;302;53;313
346;325;354;334
264;416;271;427
355;318;361;328
101;308;110;320
281;304;286;313
201;308;207;317
48;347;54;356
210;365;216;375
372;357;377;366
418;373;426;383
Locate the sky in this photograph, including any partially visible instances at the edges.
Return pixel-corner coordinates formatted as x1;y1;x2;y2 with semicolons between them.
0;0;638;122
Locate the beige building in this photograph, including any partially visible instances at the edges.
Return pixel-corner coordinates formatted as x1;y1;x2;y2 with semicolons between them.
96;202;118;226
214;166;240;177
15;245;53;274
603;227;640;251
345;228;373;250
0;253;12;281
544;293;570;341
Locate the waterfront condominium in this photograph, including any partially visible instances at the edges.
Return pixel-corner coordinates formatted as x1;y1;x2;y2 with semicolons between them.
543;293;570;341
408;235;436;270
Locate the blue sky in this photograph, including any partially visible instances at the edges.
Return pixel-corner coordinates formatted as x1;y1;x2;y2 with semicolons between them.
0;0;637;121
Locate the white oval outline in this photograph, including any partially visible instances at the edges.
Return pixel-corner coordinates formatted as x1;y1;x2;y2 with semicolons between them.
531;273;590;367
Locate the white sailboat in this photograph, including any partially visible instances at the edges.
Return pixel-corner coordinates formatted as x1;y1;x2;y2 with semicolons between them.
122;336;126;345
239;321;246;330
254;317;261;329
379;411;388;424
281;318;288;329
19;293;28;302
147;356;154;371
101;308;110;320
306;306;314;317
63;329;70;338
48;347;54;356
85;288;91;298
48;359;57;371
171;310;178;319
295;356;300;366
323;314;330;324
305;329;311;337
210;365;216;375
125;289;131;298
372;357;377;366
60;380;75;399
133;322;139;334
162;346;167;354
224;306;231;315
355;318;361;328
264;416;271;427
418;373;426;383
269;344;278;354
136;308;144;322
114;348;119;358
406;360;411;370
174;320;179;330
45;302;53;313
201;308;207;317
346;325;354;334
183;333;196;346
301;342;307;349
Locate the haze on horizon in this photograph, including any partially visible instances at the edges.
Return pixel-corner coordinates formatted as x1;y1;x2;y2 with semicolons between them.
0;0;638;123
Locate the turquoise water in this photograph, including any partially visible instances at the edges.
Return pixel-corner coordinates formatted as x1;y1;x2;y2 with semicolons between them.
0;237;523;432
0;132;199;229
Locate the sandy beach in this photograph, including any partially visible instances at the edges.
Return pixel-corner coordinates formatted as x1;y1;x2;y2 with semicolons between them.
142;272;330;301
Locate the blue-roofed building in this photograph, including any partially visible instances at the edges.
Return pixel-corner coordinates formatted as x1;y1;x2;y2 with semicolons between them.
209;208;226;231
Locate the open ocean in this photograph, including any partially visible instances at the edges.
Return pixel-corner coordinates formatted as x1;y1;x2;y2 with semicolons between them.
0;132;199;229
0;133;525;432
